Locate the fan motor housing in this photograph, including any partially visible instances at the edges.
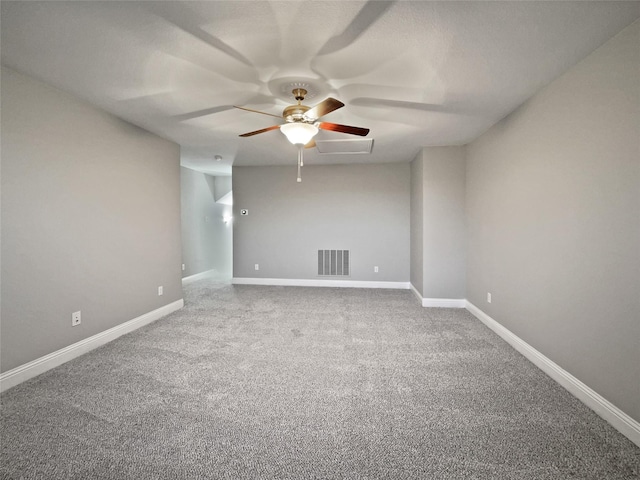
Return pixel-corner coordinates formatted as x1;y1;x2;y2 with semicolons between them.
283;104;311;123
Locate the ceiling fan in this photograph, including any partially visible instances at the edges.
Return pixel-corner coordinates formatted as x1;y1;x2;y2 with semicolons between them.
236;88;369;144
235;88;369;182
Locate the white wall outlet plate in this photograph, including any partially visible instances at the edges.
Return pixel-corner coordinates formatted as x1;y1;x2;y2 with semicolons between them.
158;286;163;296
72;311;81;326
487;292;492;303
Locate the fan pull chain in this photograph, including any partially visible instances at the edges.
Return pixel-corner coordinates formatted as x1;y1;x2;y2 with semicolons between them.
297;146;303;182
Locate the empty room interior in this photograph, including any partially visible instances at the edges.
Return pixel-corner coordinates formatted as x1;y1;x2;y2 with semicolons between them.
1;1;639;478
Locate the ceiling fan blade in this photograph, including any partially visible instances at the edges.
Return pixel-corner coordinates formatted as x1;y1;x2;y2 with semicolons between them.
304;139;316;149
234;105;282;119
173;105;234;121
318;122;369;136
239;125;281;137
305;98;344;120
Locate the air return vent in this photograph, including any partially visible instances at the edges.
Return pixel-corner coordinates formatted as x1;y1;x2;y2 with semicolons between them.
316;138;374;154
318;250;350;276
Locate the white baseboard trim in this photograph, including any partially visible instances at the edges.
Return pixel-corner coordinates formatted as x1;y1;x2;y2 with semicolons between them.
423;298;466;308
410;284;423;302
0;299;184;393
182;269;216;285
466;301;640;448
232;277;410;290
409;284;465;308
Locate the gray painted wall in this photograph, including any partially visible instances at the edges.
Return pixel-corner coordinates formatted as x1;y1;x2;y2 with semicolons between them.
410;147;466;299
409;153;424;294
1;67;182;372
422;147;466;300
233;164;410;282
466;21;640;421
180;167;232;278
213;176;232;203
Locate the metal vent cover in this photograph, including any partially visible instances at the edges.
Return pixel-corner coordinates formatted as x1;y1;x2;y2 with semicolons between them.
318;250;350;276
315;138;374;154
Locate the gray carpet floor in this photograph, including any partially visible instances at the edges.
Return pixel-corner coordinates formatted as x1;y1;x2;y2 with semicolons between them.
1;279;639;479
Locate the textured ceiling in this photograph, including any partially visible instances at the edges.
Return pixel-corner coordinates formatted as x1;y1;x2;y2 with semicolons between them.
2;1;639;175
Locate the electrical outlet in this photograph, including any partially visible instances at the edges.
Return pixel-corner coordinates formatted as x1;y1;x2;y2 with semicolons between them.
487;292;492;303
72;311;81;327
158;286;163;296
254;264;259;271
181;264;185;271
374;266;379;273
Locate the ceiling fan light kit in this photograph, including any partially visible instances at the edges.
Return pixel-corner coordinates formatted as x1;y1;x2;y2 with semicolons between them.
236;87;370;182
280;122;319;145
